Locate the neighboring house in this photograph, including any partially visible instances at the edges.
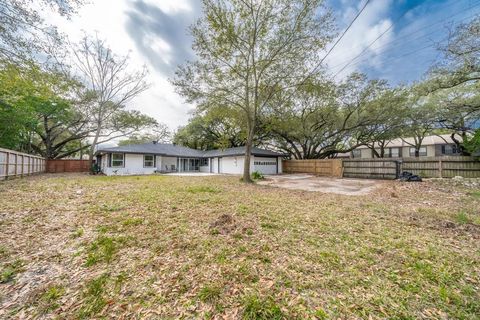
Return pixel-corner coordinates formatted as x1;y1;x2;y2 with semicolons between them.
95;142;284;176
351;134;463;159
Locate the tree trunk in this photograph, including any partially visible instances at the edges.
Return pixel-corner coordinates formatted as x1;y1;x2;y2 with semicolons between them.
88;122;102;171
455;132;470;156
242;123;255;183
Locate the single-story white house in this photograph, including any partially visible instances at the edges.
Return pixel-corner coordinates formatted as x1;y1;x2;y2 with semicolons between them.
95;142;284;176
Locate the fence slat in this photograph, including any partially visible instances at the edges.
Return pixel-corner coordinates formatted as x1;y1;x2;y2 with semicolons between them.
0;148;45;180
46;159;91;173
283;157;480;180
343;157;480;179
282;159;342;177
342;159;397;179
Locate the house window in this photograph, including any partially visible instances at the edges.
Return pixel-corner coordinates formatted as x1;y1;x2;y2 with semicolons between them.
111;153;124;167
144;155;155;167
383;148;400;158
409;146;427;157
442;144;460;155
254;161;276;165
199;158;208;166
352;149;361;158
390;147;400;158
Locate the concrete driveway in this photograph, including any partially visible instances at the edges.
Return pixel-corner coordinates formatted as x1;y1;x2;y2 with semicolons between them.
258;174;381;195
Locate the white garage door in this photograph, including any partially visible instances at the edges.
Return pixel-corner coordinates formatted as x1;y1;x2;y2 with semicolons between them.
253;157;278;175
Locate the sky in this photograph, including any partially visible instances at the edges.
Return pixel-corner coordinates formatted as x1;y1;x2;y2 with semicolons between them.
48;0;479;132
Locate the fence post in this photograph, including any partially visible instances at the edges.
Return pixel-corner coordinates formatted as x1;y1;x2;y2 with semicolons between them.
395;160;402;179
439;159;443;178
5;152;9;180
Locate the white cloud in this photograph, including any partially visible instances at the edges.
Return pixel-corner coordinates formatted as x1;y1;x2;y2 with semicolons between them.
325;0;394;79
143;0;194;13
44;0;195;131
142;34;173;65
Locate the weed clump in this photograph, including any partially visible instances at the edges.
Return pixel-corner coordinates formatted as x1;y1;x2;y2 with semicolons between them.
242;294;284;320
77;274;109;319
85;235;124;266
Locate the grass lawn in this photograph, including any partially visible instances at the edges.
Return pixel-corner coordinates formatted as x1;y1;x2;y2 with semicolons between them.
0;174;479;319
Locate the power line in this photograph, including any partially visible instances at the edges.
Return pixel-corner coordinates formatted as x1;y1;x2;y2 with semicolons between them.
280;0;372;98
327;2;480;72
328;12;480;73
346;43;440;72
319;0;371;65
332;15;408;77
331;0;480;78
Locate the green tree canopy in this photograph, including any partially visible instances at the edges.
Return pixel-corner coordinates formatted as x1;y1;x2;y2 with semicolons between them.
173;0;334;181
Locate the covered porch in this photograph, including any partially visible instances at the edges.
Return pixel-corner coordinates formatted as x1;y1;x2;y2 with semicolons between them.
177;157;208;172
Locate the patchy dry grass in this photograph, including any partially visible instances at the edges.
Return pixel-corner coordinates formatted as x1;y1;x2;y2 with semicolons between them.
0;174;479;319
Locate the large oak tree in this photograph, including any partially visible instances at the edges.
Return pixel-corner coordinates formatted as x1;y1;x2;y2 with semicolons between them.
173;0;334;182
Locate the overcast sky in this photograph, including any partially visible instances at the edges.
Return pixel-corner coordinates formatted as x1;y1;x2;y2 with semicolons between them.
49;0;479;131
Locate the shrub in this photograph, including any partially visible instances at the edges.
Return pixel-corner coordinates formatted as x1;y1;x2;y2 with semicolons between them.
251;171;264;180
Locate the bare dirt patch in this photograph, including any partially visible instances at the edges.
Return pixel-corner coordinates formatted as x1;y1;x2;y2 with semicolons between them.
209;214;236;235
258;174;381;195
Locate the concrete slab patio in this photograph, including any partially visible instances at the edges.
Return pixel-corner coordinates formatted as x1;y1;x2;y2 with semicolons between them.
258;174;381;195
161;172;220;177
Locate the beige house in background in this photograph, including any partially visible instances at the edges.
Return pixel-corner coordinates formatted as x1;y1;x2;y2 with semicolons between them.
352;134;463;159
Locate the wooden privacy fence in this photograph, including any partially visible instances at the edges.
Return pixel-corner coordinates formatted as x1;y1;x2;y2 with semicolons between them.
46;160;91;173
342;156;480;179
0;148;46;180
342;159;398;179
283;156;480;179
401;156;480;178
283;159;343;177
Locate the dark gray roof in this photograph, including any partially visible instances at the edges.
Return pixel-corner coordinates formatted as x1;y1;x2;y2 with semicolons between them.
96;143;283;158
203;146;283;157
96;143;205;157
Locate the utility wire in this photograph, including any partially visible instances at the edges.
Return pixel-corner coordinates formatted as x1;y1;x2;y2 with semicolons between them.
332;0;480;78
261;0;372;122
332;12;410;77
274;0;372;102
289;0;371;88
328;12;480;73
319;0;371;65
346;43;441;72
327;2;480;71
